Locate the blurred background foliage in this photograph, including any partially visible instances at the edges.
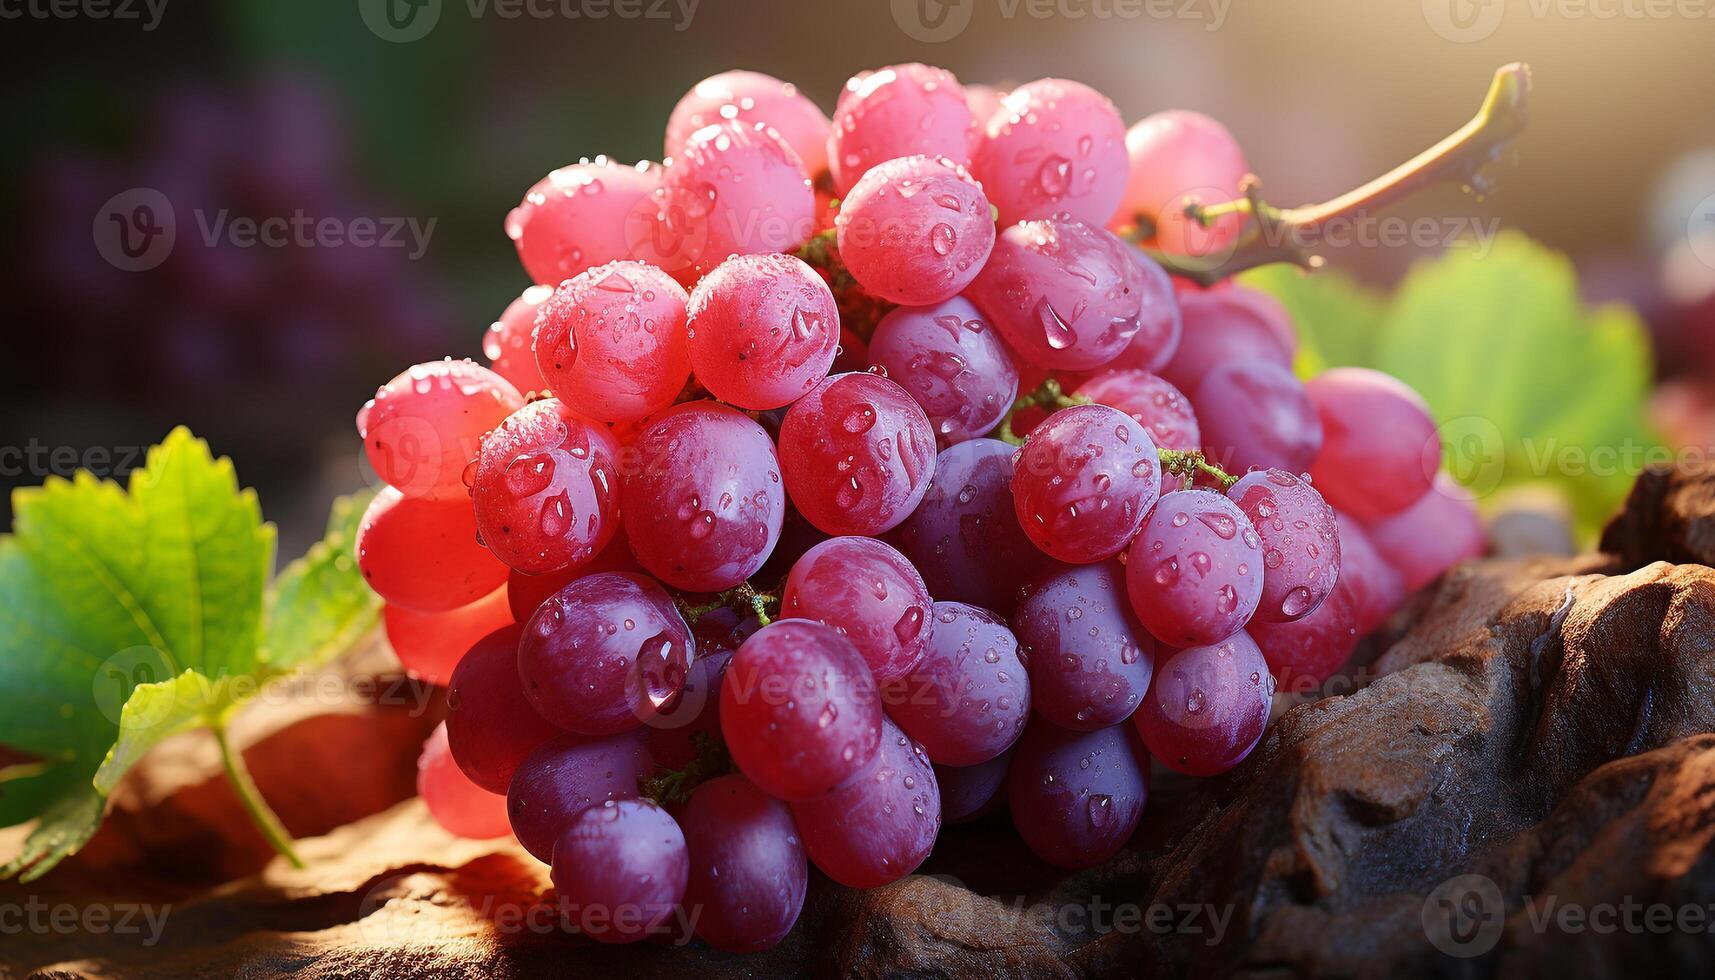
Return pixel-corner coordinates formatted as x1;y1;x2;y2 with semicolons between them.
2;0;1712;553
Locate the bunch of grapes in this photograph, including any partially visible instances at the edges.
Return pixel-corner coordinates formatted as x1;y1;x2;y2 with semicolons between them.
363;65;1485;951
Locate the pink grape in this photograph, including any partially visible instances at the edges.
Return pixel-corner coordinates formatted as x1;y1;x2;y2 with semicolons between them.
665;70;831;177
778;372;937;536
356;488;508;612
1074;370;1201;452
1192;358;1323;475
886;438;1044;614
1012;561;1154;730
1334;511;1406;634
1012;404;1161;564
506;528;644;622
621;401;785;592
680;774;808;953
1227;468;1341;623
685;252;839;410
937;752;1010;824
835;155;995;306
444;624;562;793
483;284;553;394
532;261;692;424
657;120;815;280
357;358;523;501
883;602;1030;766
1126;489;1263;647
469;398;621;576
550;798;688;945
966;217;1168;371
507;158;662;285
720;619;883;801
1111;110;1250;261
1158;286;1294;394
1364;473;1484;592
417;722;511;840
1249;582;1360;693
518;572;694;736
1305;367;1441;521
790;717;940;888
972;78;1129;226
867;296;1019;446
506;731;651;862
781;536;933;683
383;585;513;685
827;63;978;195
964;84;1008;124
1006;717;1148;869
1133;631;1273;776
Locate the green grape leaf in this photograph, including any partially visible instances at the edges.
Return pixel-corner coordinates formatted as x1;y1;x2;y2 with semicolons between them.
0;429;381;879
1250;232;1658;542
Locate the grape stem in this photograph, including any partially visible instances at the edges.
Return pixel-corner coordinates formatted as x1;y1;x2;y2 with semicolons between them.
642;730;731;806
674;581;778;628
1141;62;1532;286
994;377;1090;445
1157;448;1239;490
213;724;304;869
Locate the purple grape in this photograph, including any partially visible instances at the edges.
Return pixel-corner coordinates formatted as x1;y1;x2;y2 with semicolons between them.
1006;718;1148;869
937;752;1011;824
1158;286;1294;394
518;573;695;736
791;718;940;888
681;774;808;953
643;644;735;771
1011;561;1154;730
1012;404;1161;564
444;625;562;793
622;401;786;592
1072;370;1200;453
887;439;1043;614
1192;358;1323;475
550;798;688;944
1127;489;1263;647
781;537;932;683
506;732;652;862
778;372;937;536
1134;631;1274;776
1226;469;1341;623
1249;582;1359;693
883;602;1030;766
720;620;883;801
867;297;1019;446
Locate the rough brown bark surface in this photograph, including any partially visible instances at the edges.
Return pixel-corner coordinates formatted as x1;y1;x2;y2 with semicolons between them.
7;470;1715;978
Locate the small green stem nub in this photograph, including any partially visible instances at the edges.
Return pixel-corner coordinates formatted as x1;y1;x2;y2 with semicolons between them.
642;731;732;807
214;725;304;869
674;581;779;627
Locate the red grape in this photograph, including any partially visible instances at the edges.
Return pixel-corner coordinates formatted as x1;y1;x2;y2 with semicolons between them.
1334;511;1406;634
1006;717;1148;869
791;717;940;888
1133;631;1273;776
532;261;692;424
1227;468;1341;623
867;296;1018;446
1249;582;1359;693
507;158;662;286
356;487;508;612
444;624;562;793
1364;473;1484;592
518;572;694;736
1306;367;1440;521
1012;561;1154;730
835;154;994;306
658;120;815;281
506;730;651;862
973;78;1129;226
505;528;643;622
643;644;734;771
1126;489;1263;647
828;63;978;195
1192;358;1323;475
357;358;523;501
936;752;1010;824
685;252;839;409
680;774;808;953
1012;404;1161;564
778;373;937;536
383;584;513;685
781;536;933;683
469;398;621;576
665;70;831;178
1158;286;1294;395
883;602;1030;766
621;401;784;592
1074;370;1201;452
483;284;553;395
417;722;511;840
550;798;688;944
720;619;883;801
1111;110;1249;261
